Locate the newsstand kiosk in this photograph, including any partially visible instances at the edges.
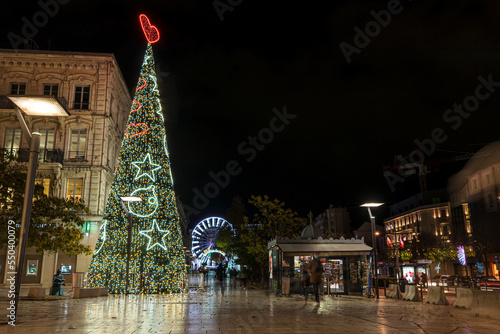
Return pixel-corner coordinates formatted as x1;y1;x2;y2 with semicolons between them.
268;236;372;296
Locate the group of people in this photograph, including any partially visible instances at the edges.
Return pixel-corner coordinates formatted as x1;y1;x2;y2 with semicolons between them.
414;271;428;287
198;262;248;294
300;255;324;304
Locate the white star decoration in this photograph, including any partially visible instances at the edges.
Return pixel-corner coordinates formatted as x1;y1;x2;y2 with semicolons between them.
139;219;170;251
132;153;161;181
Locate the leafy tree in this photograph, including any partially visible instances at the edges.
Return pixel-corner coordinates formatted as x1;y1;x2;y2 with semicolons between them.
399;249;413;262
424;243;457;275
0;158;92;255
239;195;308;284
415;232;440;256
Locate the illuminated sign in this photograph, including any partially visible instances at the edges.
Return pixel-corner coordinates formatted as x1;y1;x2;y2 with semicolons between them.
457;246;466;266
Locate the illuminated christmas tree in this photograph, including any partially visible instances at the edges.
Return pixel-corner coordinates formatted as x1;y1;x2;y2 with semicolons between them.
88;15;186;293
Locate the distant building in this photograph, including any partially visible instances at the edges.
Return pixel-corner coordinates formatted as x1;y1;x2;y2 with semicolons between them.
314;205;351;237
383;191;452;254
448;141;500;278
0;48;131;288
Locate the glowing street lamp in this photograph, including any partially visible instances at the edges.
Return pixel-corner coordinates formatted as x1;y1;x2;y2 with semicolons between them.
120;196;142;294
361;202;383;299
7;95;70;314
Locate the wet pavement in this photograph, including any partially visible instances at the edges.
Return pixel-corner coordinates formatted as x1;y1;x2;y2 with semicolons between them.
2;279;500;334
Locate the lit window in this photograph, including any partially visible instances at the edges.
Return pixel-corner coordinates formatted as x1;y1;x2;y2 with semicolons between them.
38;129;55;162
73;86;90;109
35;178;51;197
66;178;83;200
10;83;26;95
3;128;22;157
69;129;86;160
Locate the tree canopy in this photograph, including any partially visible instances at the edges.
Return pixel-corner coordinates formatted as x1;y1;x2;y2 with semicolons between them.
0;158;92;255
219;195;307;283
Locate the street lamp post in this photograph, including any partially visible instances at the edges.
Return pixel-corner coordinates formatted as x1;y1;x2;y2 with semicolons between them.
120;196;142;294
7;95;70;315
361;202;383;299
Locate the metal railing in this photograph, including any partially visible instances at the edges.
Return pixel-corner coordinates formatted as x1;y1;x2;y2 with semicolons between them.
1;148;64;163
67;151;86;162
38;148;64;163
0;95;14;109
72;102;89;110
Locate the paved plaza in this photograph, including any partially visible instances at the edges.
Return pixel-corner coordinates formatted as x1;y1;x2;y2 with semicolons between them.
2;280;500;334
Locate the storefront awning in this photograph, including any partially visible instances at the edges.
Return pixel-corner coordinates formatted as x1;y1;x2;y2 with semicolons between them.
277;243;372;256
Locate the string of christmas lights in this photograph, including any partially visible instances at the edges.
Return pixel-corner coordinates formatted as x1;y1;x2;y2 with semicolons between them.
88;19;186;293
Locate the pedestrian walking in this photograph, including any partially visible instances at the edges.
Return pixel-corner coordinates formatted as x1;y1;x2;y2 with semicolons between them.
309;255;324;304
229;267;237;289
421;272;428;288
239;266;248;289
216;262;225;294
414;272;421;292
301;262;310;303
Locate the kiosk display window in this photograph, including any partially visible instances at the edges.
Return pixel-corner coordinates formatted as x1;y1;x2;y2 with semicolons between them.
327;259;344;293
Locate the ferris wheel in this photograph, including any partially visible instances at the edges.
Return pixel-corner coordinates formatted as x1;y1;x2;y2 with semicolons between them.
191;217;233;259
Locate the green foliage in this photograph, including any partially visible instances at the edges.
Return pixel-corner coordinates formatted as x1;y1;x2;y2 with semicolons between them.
399;249;413;262
247;195;308;240
236;195;308;281
0;158;92;255
424;243;457;262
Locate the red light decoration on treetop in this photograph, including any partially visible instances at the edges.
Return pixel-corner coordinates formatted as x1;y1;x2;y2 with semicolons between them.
139;14;160;44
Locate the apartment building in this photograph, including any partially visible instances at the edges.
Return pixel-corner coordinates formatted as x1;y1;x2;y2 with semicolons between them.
0;48;131;288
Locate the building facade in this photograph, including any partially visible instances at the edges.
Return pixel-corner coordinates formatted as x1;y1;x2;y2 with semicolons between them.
314;205;351;237
448;141;500;278
383;192;453;278
0;48;131;289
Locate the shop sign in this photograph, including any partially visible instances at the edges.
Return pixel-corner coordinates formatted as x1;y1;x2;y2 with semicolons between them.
418;259;432;264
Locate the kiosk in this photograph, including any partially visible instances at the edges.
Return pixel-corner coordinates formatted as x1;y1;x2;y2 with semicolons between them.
268;236;372;296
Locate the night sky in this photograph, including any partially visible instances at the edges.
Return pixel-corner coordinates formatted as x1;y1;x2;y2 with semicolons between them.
3;0;500;228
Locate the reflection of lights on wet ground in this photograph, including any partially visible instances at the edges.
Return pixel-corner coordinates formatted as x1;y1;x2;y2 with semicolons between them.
13;275;500;333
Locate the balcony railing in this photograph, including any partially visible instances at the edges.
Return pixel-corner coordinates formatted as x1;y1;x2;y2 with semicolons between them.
38;149;64;164
0;95;14;109
67;151;86;162
1;148;64;163
72;102;89;110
